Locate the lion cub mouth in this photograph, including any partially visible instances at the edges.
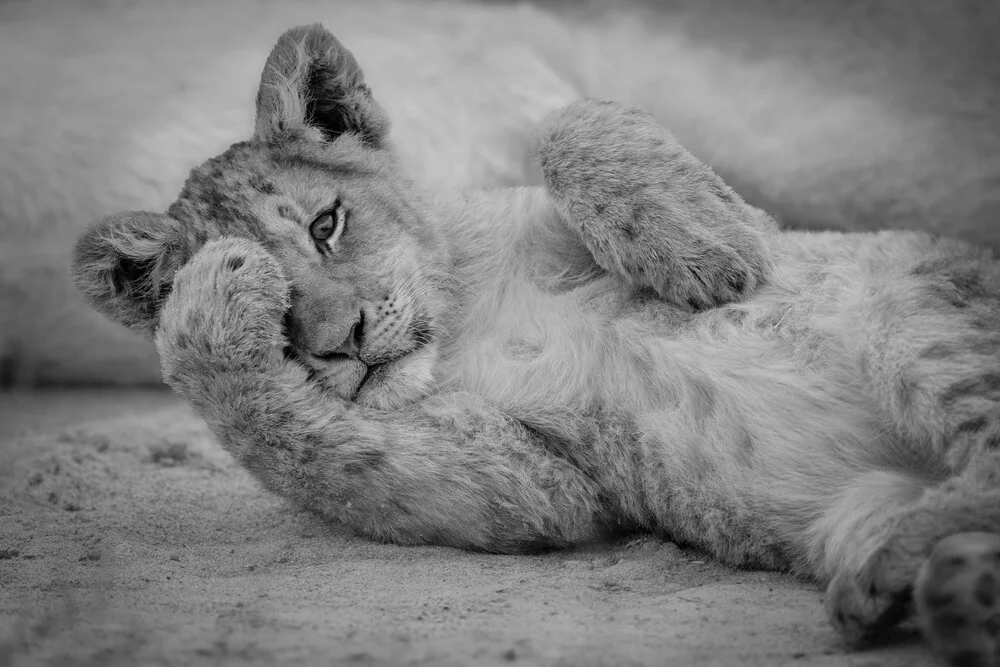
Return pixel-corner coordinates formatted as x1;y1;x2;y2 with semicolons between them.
282;308;437;407
289;342;427;403
292;351;377;401
283;341;436;410
357;361;385;394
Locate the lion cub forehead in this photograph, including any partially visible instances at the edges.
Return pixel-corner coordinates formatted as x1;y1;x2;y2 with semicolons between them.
166;137;391;237
165;142;274;238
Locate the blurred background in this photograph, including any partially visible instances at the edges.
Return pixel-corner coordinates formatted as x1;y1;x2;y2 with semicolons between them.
2;0;999;389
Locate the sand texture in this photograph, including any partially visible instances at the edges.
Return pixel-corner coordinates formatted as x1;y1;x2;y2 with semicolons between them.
1;390;938;666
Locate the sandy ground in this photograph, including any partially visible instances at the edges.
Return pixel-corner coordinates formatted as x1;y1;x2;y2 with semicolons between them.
0;390;941;666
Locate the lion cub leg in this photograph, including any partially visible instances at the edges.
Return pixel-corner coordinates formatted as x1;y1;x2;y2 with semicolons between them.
826;376;1000;660
822;241;1000;658
826;478;1000;663
535;99;779;310
156;238;609;554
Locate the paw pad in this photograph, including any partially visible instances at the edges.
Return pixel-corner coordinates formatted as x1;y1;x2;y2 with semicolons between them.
916;532;1000;666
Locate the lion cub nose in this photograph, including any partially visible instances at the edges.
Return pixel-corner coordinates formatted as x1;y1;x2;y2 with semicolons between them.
312;314;364;360
329;317;363;359
285;284;365;360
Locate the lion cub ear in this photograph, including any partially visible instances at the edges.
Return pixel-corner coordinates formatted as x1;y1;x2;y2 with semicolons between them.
71;212;190;338
254;23;390;147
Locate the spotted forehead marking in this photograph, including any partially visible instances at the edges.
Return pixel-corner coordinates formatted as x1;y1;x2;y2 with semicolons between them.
277;203;301;223
166;142;281;236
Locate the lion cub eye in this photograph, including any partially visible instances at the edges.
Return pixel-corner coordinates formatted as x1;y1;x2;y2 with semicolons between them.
309;202;347;253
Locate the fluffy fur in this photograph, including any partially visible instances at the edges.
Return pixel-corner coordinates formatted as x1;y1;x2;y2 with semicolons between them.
5;0;1000;387
72;25;1000;666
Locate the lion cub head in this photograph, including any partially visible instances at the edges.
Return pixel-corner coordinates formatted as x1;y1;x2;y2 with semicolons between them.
72;24;450;408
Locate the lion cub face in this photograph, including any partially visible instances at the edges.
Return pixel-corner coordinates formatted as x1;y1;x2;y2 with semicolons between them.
72;24;450;407
167;136;450;404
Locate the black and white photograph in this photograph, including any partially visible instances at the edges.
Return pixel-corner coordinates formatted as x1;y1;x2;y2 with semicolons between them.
2;1;999;665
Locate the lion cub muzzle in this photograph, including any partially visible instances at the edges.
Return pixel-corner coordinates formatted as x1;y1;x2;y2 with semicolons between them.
284;286;363;360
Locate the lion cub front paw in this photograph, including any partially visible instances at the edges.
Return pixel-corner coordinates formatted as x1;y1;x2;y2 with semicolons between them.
156;237;290;384
916;532;1000;667
536;99;777;310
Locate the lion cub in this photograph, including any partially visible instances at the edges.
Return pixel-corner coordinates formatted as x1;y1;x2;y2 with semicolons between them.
73;24;1000;666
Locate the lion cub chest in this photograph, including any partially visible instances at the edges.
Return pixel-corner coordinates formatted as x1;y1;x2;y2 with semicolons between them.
441;271;684;412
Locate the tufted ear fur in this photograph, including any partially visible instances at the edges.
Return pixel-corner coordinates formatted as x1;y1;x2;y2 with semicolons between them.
71;211;190;338
254;23;391;147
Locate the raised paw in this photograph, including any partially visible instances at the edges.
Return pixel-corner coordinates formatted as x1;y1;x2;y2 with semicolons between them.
915;532;1000;667
535;99;778;310
825;557;910;645
155;237;291;387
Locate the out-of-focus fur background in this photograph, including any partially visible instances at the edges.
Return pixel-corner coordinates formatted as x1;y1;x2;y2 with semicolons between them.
2;0;999;388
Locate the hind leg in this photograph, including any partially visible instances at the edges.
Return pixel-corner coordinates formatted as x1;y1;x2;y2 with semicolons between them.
828;478;1000;662
826;236;1000;659
535;99;779;310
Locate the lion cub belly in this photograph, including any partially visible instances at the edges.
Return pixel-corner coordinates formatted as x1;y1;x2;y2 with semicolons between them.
448;269;863;435
444;270;902;562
